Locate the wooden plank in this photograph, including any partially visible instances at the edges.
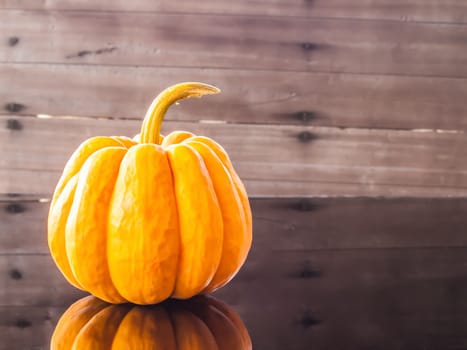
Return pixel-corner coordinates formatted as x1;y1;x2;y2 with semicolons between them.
251;198;467;251
3;11;467;79
2;248;467;306
0;200;49;254
6;169;467;198
3;64;467;130
0;254;86;307
0;305;66;350
1;1;467;24
2;116;467;197
221;248;467;296
4;198;467;255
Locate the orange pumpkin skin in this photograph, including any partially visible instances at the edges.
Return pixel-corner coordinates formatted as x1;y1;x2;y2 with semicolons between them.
47;83;252;304
50;295;252;350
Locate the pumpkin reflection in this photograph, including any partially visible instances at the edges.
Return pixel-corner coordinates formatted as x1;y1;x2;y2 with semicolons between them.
51;295;251;350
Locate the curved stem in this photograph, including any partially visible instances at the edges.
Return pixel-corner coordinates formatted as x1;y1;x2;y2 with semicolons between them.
140;82;221;144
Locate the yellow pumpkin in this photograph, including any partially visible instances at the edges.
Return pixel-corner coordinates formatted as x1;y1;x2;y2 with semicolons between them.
51;295;252;350
48;82;252;304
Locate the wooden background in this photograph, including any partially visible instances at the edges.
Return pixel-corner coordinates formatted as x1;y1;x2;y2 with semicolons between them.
3;1;467;197
2;1;467;349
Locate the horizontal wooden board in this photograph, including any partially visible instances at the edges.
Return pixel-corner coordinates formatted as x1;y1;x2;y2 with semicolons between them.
3;64;467;130
3;248;467;306
0;254;86;307
2;116;467;197
251;198;467;251
0;305;66;350
220;248;467;299
3;198;467;255
3;11;467;78
7;169;467;198
1;1;467;24
0;200;49;254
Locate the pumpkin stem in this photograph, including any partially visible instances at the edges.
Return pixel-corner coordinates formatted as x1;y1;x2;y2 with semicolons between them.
140;82;221;144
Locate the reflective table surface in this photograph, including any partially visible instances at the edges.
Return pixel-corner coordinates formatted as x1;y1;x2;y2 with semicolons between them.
3;198;467;349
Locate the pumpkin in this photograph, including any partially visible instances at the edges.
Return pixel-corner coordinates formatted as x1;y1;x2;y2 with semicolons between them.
48;82;252;304
50;295;252;350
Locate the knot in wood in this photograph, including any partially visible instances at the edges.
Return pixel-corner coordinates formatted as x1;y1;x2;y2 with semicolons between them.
5;103;25;113
301;42;316;51
9;269;22;280
297;131;313;143
298;198;313;211
297;111;315;122
8;37;19;46
15;319;32;329
5;203;25;214
299;311;320;329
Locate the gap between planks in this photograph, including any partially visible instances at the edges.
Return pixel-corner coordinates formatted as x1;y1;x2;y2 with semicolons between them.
7;113;467;134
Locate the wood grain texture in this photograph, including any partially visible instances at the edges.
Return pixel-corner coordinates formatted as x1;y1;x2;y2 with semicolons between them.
216;249;467;350
0;254;85;306
4;198;467;255
2;248;467;350
2;247;467;306
0;305;66;350
3;63;467;130
2;197;467;304
3;198;467;349
0;200;49;254
2;11;467;78
1;1;467;23
4;279;467;350
3;116;467;197
251;198;467;250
